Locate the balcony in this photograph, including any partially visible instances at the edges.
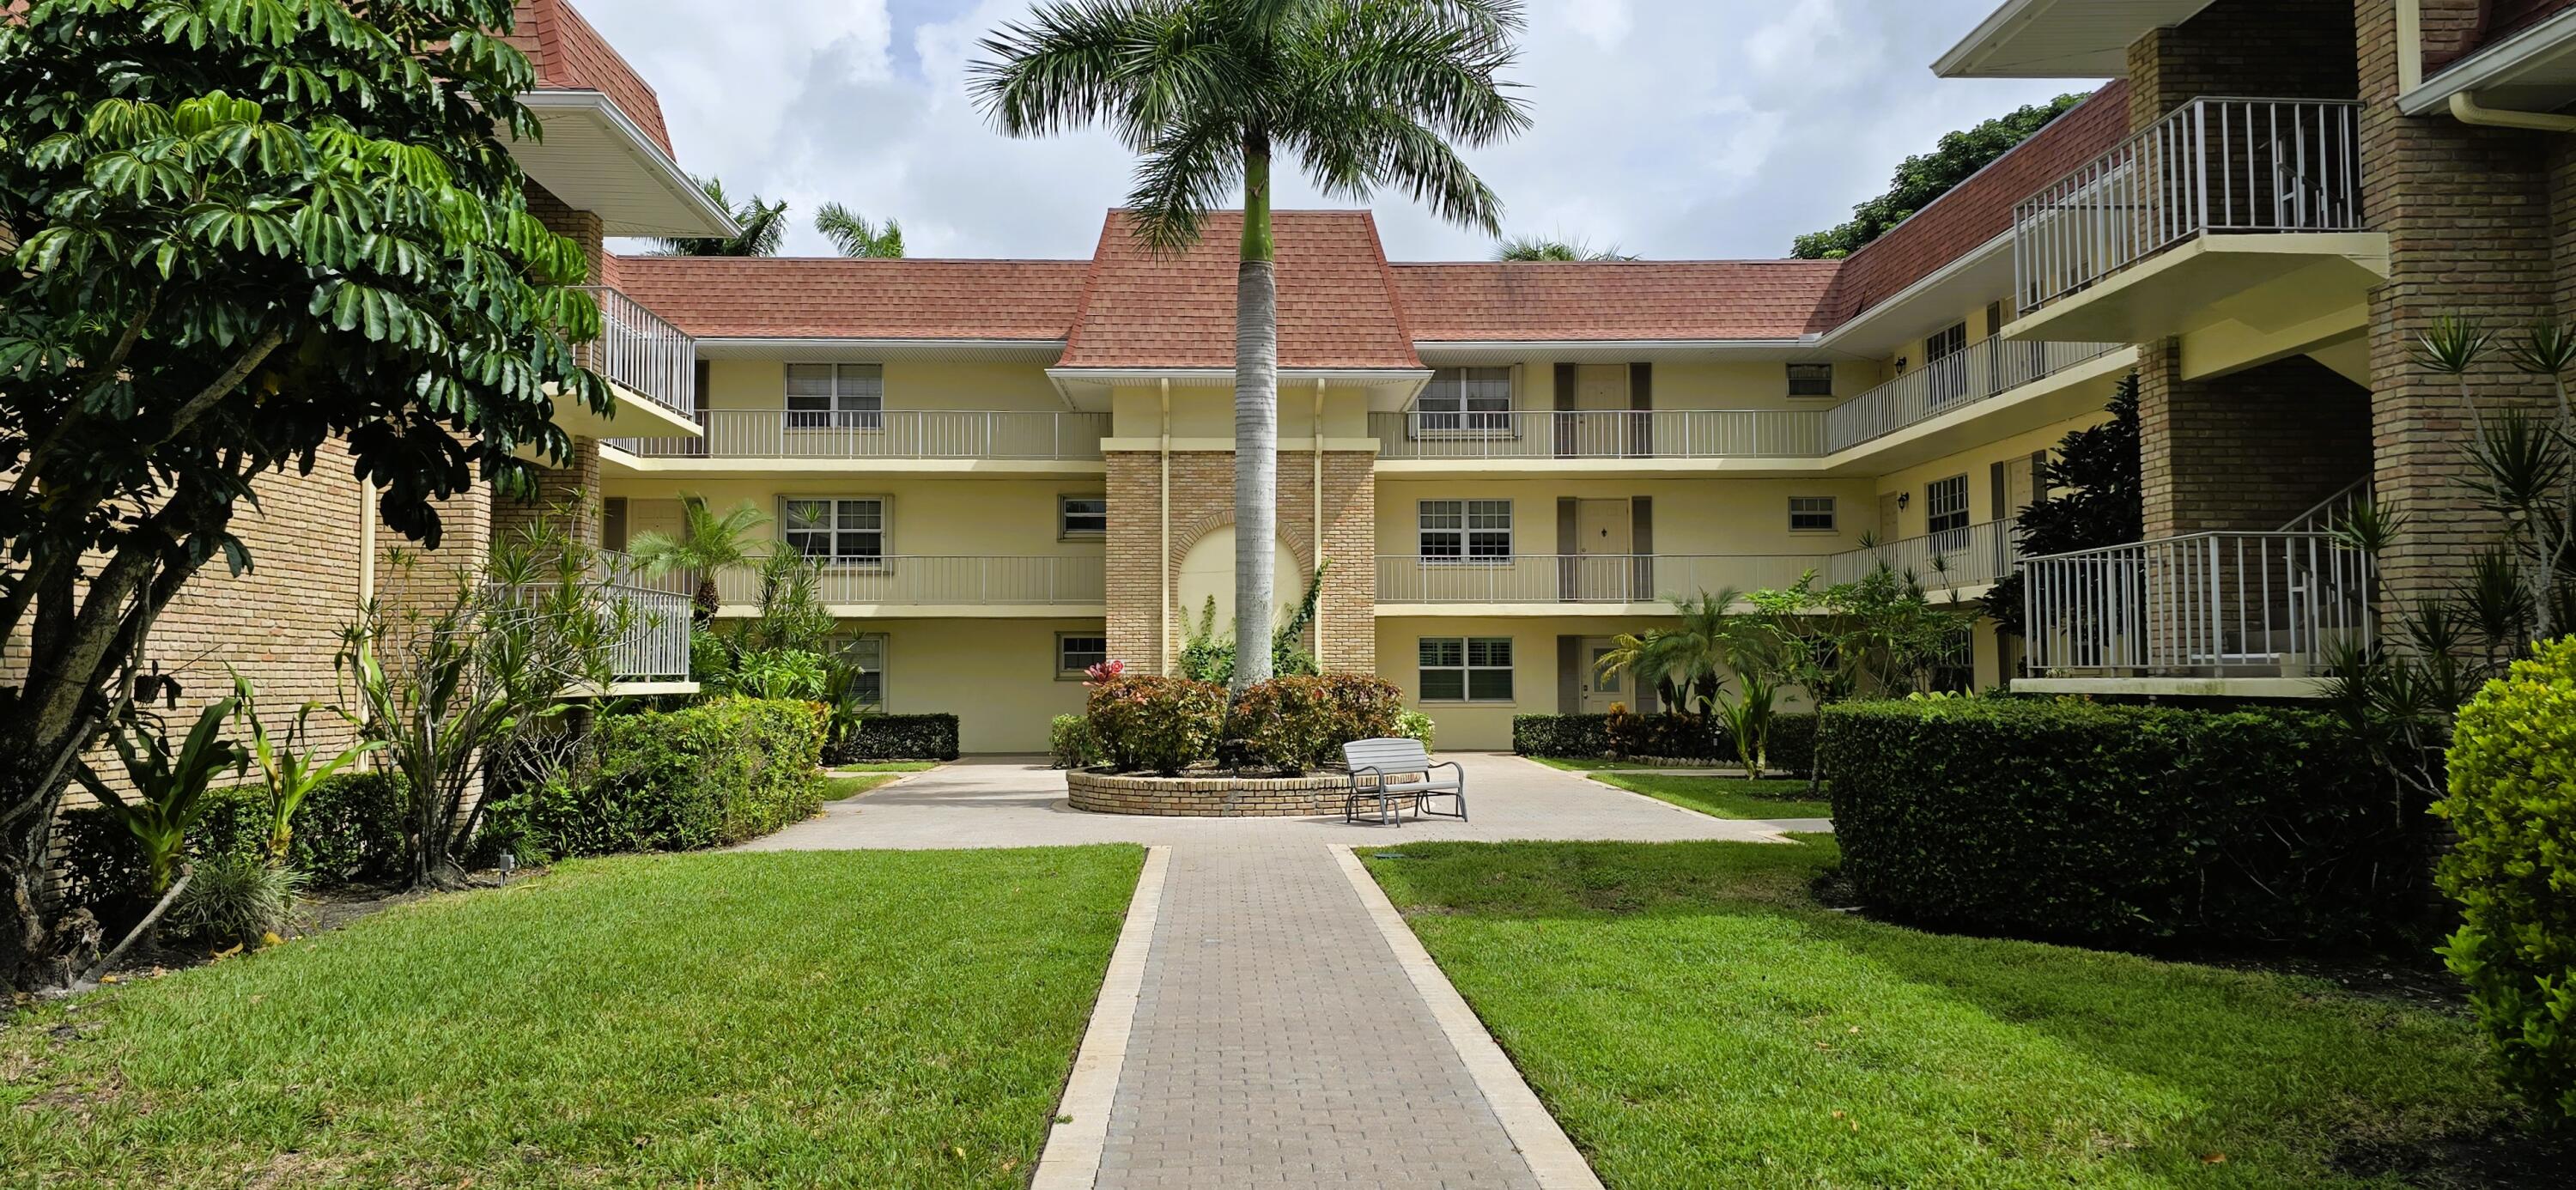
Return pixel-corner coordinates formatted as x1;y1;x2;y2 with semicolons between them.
550;287;702;441
1825;339;2131;459
2008;98;2388;367
1826;519;2020;593
1370;410;1826;472
2017;531;2372;697
491;551;695;690
607;410;1111;473
1375;554;1822;613
714;556;1106;616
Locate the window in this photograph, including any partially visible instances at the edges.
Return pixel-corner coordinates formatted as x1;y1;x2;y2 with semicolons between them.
841;633;887;708
1060;495;1107;537
1419;636;1513;701
1788;496;1838;533
1057;633;1109;678
782;497;886;563
785;363;884;429
1786;362;1835;398
1419;499;1512;561
1416;367;1513;432
1926;475;1971;536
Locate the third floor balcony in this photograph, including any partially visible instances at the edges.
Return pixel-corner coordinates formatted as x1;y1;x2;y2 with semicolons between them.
605;410;1112;474
550;286;704;442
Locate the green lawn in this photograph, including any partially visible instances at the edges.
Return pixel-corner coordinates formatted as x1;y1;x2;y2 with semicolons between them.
3;847;1143;1188
829;761;941;774
822;772;902;800
1593;772;1832;819
1528;756;1729;773
1364;839;2512;1189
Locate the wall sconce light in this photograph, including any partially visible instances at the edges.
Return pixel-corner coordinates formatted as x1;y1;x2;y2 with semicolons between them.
1896;492;1911;510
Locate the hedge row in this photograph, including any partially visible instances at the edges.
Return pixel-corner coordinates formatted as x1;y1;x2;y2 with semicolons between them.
1822;698;2427;949
486;696;826;860
825;713;960;763
56;772;406;933
1078;673;1411;774
1510;711;1815;775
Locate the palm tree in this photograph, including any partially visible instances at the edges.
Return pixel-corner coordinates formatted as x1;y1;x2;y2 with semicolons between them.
972;0;1529;693
816;203;906;258
1597;590;1742;715
656;176;789;257
625;495;769;622
1496;234;1637;261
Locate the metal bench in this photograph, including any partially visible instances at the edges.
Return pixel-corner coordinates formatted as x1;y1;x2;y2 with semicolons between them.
1342;738;1465;826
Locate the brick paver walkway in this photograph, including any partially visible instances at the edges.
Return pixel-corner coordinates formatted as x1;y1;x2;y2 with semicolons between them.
1097;845;1542;1189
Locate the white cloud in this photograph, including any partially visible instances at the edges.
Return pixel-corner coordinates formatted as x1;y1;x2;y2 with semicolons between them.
572;0;2093;262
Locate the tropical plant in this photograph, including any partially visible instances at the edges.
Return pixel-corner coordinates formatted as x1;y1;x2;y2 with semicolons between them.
1595;590;1789;779
1084;675;1227;774
720;648;831;702
656;175;786;256
1989;373;2142;638
0;0;611;991
165;850;305;947
1793;92;2090;258
1392;708;1437;752
340;513;629;889
628;495;769;621
74;698;247;900
816;202;905;258
1495;234;1636;261
1178;560;1334;684
974;0;1529;692
228;672;380;868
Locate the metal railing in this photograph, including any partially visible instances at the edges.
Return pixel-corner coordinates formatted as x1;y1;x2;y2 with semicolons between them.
2014;97;2363;315
1826;340;2126;452
489;567;693;682
714;556;1106;606
2020;531;2372;677
610;410;1111;460
1376;554;1822;604
1827;519;2020;590
1370;410;1828;460
573;286;696;420
2278;478;2372;535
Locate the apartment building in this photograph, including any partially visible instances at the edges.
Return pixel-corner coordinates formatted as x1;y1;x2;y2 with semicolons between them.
100;0;2576;757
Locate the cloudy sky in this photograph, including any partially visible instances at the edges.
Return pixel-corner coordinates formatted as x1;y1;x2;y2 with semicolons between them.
577;0;2100;263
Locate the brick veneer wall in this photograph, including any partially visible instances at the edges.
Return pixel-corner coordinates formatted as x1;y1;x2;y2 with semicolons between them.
1105;449;1376;677
491;437;602;549
2354;0;2564;611
2125;0;2358;130
2138;348;2375;537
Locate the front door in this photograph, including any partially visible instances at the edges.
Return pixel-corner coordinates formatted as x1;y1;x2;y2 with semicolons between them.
1566;364;1630;455
1573;498;1632;600
1580;636;1626;713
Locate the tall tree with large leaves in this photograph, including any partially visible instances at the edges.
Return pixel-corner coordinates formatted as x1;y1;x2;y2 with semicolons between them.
972;0;1528;692
0;0;610;990
1793;92;2089;260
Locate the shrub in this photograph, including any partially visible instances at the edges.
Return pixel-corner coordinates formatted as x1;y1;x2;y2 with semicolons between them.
1513;711;1818;773
1393;708;1436;753
1513;713;1609;758
824;713;961;763
1605;707;1720;759
1824;698;2427;949
484;696;826;859
1085;675;1224;774
1224;674;1405;773
1049;713;1101;769
165;851;305;946
2438;636;2576;1123
57;771;405;934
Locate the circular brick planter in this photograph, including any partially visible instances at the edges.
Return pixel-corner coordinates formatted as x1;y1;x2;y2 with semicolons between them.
1065;769;1351;817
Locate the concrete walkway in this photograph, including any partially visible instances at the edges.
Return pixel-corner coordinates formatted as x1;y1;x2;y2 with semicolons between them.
745;754;1826;1189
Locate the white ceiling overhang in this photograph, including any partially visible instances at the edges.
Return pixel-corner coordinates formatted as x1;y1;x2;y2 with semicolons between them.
1935;0;2216;78
2399;7;2576;115
504;91;737;238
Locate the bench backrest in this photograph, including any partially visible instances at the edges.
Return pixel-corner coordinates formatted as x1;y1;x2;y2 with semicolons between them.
1343;737;1431;772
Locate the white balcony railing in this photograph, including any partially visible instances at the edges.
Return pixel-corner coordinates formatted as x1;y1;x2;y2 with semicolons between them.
1826;340;2126;452
1827;519;2020;591
2014;97;2363;315
610;410;1111;460
2020;531;2372;677
573;286;695;420
1370;410;1827;461
490;553;693;683
1376;554;1822;604
715;556;1106;607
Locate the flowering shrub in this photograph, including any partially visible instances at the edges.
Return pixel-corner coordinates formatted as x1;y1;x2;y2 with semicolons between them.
1084;675;1225;774
1225;674;1406;773
1049;713;1102;769
1393;708;1436;753
1083;659;1125;685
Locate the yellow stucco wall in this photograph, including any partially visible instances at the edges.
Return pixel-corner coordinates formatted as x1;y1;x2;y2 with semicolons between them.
702;358;1064;414
605;476;1106;561
858;616;1102;753
1375;476;1874;558
1869;410;2105;540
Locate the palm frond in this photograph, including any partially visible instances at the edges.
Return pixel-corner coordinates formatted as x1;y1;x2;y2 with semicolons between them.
970;0;1154;139
815;203;905;258
1125;114;1243;256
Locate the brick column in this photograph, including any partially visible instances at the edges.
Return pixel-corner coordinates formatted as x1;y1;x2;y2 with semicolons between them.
491;437;603;549
2138;346;2374;537
2124;0;2356;129
2354;0;2561;613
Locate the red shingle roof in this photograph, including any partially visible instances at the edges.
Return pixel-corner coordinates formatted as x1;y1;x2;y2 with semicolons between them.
1391;261;1841;341
609;257;1091;340
1057;210;1421;369
2427;0;2576;72
509;0;675;156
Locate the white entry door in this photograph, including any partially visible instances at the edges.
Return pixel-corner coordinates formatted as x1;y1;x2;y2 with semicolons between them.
1572;498;1632;601
1580;636;1626;713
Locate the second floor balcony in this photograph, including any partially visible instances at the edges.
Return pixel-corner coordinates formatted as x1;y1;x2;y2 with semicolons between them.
2017;531;2372;696
1826;340;2129;457
1371;410;1826;465
2008;97;2387;352
608;410;1111;469
712;555;1107;614
1376;554;1825;610
490;549;695;689
1825;519;2020;592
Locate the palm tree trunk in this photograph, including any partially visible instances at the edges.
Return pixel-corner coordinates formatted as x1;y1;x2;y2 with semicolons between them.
1233;131;1279;694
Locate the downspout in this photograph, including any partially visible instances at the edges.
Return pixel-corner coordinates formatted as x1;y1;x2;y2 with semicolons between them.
1311;377;1325;669
355;483;375;608
1158;378;1172;674
2450;90;2576;131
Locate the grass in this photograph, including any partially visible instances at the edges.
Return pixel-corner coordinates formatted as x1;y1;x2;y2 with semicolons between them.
3;847;1144;1188
829;761;941;774
1528;756;1719;773
1364;838;2514;1189
1590;773;1832;819
821;772;902;800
